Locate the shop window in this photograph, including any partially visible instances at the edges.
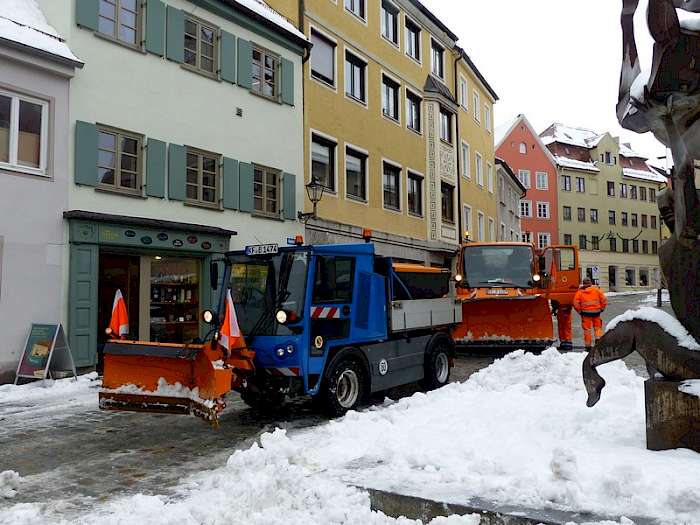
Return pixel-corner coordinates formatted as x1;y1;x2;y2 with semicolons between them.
253;164;280;216
640;269;649;287
98;126;143;194
0;90;48;175
625;268;636;286
184;16;218;76
313;256;355;303
98;0;141;47
186;148;219;207
150;257;200;343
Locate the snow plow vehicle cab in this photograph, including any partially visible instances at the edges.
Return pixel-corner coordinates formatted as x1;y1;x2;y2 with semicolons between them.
100;241;461;420
452;242;579;350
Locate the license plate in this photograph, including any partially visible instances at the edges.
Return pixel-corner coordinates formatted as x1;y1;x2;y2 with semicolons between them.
486;289;508;295
245;244;279;256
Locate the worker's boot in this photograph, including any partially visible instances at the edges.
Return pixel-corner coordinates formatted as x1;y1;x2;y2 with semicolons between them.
558;341;573;352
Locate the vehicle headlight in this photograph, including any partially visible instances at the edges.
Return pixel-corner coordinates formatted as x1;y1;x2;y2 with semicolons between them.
202;310;215;323
286;344;295;355
454;274;463;283
276;347;286;357
532;274;541;282
276;310;288;324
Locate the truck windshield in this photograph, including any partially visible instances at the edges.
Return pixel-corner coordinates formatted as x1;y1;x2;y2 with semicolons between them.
462;245;534;288
228;251;309;336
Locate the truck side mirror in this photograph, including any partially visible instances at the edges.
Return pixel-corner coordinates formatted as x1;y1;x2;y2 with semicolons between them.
210;261;219;291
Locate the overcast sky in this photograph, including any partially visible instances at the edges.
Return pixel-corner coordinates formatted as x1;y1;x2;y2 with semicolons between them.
420;0;668;164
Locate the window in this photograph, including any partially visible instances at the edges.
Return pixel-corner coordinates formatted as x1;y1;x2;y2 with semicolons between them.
640;186;647;201
579;235;587;249
408;172;423;216
609;210;616;225
252;46;279;98
622;239;629;253
620;183;628;198
609;238;617;252
406;91;421;132
522;231;532;243
630;185;638;200
651;215;657;229
477;212;485;241
97;127;142;194
345;51;366;103
500;223;506;240
253;164;279;215
461;142;470;179
625;268;636;286
642;240;649;254
431;39;444;78
536;171;548;190
313;256;355;304
518;169;531;189
473;91;481;122
562;175;571;191
520;200;532;218
310;30;336;86
439;107;452;143
98;0;140;46
0;91;48;174
537;201;550;219
345;0;365;19
590;209;599;223
577;207;586;222
484;105;491;132
383;162;401;210
592;236;600;250
652;241;658;254
381;0;399;45
605;151;614;165
564;234;572;245
519;142;527;155
464;205;473;237
488;218;495;241
607;181;615;197
563;206;572;221
184;17;217;76
345;147;367;201
631;213;638;227
441;182;455;224
187;148;220;207
459;78;468;109
622;212;628;226
475;153;484;186
405;18;421;61
633;239;639;253
649;188;656;202
312;134;336;191
640;269;649;287
538;233;550;249
487;163;494;193
576;177;585;192
382;75;400;121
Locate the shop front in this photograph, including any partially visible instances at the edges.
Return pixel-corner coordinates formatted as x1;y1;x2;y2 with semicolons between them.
64;211;235;370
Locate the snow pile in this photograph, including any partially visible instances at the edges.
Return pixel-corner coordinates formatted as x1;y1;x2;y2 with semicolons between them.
679;380;700;399
103;377;216;408
607;307;700;350
622;167;667;183
0;372;99;404
553;155;600;172
0;0;81;62
0;471;20;499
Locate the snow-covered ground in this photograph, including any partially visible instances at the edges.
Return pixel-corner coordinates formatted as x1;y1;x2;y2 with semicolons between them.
3;350;700;524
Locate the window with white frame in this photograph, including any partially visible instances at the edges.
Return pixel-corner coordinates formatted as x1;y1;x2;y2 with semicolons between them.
439;107;452;143
345;146;367;201
310;29;336;86
518;169;531;189
484;104;491;131
381;0;399;45
460;77;468;109
461;142;470;179
475;152;484;186
472;91;481;122
381;74;400;121
406;90;421;133
345;0;365;20
487;162;494;193
520;200;532;218
537;201;550;219
488;217;495;241
477;211;485;241
405;17;421;61
519;142;527;154
463;205;473;239
0;90;48;175
345;50;367;103
538;232;551;249
522;231;532;243
536;171;548;190
311;133;336;192
431;39;444;78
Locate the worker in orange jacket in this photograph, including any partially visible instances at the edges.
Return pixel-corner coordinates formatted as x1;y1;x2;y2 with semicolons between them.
573;277;608;351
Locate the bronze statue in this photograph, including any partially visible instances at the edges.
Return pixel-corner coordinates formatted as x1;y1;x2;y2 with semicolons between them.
583;1;700;449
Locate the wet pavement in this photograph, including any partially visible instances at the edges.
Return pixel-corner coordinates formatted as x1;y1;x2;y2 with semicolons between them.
0;291;668;518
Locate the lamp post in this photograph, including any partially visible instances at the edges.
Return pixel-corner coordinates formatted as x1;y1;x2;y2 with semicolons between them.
298;176;326;223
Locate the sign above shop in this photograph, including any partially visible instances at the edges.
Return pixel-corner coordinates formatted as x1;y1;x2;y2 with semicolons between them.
245;244;279;256
14;324;77;384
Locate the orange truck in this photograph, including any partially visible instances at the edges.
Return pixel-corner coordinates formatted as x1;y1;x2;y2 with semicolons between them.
452;242;580;351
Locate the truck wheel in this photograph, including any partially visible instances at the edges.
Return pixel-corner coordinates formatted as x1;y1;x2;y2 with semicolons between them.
422;340;451;391
320;358;365;417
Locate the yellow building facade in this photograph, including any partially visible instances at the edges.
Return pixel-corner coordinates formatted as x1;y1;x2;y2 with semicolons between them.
269;0;499;264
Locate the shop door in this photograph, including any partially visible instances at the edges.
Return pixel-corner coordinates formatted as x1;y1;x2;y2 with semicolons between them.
609;266;617;290
98;254;140;344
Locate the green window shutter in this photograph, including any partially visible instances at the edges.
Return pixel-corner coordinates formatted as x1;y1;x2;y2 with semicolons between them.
281;58;294;106
145;0;166;56
222;157;240;210
74;121;98;187
76;0;98;31
166;6;184;63
239;162;254;212
168;144;186;201
283;173;297;220
237;39;252;90
146;138;166;198
68;244;99;367
220;31;237;84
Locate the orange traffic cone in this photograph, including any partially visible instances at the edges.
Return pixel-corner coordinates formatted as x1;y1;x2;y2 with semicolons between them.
219;289;243;353
108;289;129;339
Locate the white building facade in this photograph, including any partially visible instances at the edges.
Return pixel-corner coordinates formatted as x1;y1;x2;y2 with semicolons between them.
495;158;525;242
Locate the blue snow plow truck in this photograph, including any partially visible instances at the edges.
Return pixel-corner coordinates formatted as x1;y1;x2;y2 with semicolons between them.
100;239;462;421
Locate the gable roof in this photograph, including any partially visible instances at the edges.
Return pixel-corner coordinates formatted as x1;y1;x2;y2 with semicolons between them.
495;157;527;194
424;74;457;105
494;114;558;169
539;123;603;149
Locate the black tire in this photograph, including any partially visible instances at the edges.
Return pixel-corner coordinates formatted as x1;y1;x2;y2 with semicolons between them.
240;389;285;414
319;358;366;417
422;338;452;391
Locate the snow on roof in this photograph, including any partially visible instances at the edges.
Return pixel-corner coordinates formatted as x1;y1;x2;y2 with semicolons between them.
0;0;81;63
234;0;306;41
622;167;668;183
540;123;602;149
607;307;700;350
553;155;600;173
619;142;646;159
494;117;516;148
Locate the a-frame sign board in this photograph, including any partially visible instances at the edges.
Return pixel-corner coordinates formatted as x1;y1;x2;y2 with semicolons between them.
14;324;77;384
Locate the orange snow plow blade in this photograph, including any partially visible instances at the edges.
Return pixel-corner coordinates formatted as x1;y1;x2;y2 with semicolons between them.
99;340;255;423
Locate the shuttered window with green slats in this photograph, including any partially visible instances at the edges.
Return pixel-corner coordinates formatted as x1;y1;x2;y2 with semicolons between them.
97;0;141;47
96;125;144;195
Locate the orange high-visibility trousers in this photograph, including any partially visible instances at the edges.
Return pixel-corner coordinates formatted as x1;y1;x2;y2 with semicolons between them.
557;305;573;347
581;315;603;348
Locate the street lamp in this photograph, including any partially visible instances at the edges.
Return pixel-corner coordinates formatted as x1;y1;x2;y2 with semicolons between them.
298;176;326;223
